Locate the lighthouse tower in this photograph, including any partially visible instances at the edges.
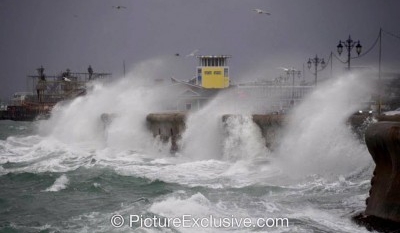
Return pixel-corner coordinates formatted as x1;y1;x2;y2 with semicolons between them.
196;55;231;89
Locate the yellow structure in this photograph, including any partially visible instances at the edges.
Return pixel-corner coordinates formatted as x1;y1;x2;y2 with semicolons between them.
196;55;231;89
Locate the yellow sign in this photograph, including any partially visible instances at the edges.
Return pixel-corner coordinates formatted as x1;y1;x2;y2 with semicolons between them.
201;67;229;89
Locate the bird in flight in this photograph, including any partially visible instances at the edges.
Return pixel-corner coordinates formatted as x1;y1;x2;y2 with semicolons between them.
253;8;271;15
62;77;71;82
186;49;199;57
112;5;127;10
277;67;291;72
277;67;300;73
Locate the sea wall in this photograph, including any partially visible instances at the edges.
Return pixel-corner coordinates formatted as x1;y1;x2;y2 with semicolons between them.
146;112;186;151
222;114;284;150
145;113;391;152
146;113;284;152
349;114;400;127
365;121;400;222
252;114;285;149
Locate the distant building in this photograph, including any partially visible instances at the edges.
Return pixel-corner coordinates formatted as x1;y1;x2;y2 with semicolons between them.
234;82;314;112
195;55;231;89
160;55;231;111
160;54;314;113
1;67;112;121
168;77;219;111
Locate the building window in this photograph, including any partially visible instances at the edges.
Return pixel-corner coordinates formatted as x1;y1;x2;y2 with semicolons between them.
224;68;228;77
186;103;192;110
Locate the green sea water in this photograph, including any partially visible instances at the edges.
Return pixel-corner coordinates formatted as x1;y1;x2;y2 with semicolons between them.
0;120;373;233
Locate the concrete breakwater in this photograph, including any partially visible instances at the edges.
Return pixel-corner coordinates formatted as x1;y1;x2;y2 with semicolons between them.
146;113;285;152
146;112;383;152
223;114;284;150
146;112;186;151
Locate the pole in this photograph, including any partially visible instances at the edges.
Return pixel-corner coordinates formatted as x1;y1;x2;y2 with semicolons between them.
330;52;333;79
292;71;295;100
347;43;351;70
123;60;126;78
378;28;382;115
314;58;318;86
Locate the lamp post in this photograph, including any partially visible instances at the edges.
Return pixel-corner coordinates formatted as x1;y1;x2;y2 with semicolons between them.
307;55;326;86
337;35;362;70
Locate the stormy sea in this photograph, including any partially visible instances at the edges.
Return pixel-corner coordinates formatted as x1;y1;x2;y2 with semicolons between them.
0;65;375;233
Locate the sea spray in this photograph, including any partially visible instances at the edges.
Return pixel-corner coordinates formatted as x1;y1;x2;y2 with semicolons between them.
6;59;376;186
222;115;270;161
0;58;188;175
179;89;277;160
178;108;224;160
38;58;179;153
275;72;374;178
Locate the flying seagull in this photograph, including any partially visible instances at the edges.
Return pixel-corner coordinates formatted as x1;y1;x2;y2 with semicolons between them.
112;5;127;10
186;49;199;57
62;77;71;82
277;67;301;74
277;67;291;72
253;8;271;15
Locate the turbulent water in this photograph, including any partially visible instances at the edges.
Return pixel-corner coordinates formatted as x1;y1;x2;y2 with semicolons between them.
0;62;376;233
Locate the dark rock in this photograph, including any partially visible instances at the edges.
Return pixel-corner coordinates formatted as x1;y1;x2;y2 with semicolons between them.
365;122;400;222
353;212;400;232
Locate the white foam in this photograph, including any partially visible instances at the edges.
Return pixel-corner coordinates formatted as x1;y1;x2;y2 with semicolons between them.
222;115;270;161
288;207;368;233
150;192;212;217
147;190;294;233
44;174;69;192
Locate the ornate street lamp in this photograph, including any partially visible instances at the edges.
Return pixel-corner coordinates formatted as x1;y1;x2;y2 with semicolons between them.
337;35;362;70
307;55;326;86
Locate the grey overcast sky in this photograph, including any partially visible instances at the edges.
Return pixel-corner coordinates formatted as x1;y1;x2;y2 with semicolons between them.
0;0;400;100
